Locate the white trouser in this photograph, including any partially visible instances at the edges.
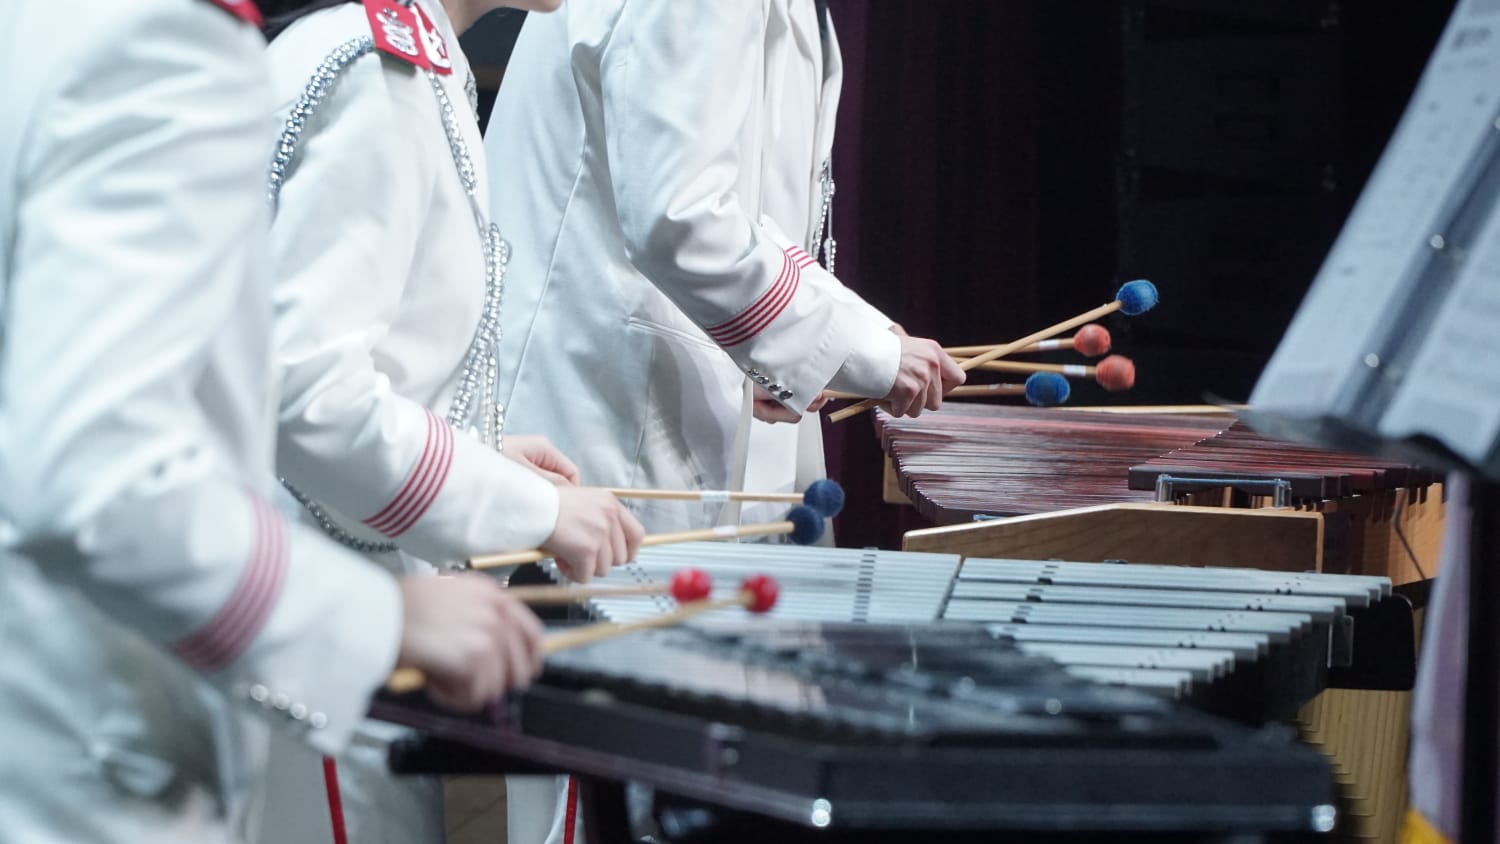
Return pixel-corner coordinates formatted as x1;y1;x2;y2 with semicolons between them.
251;722;443;844
505;775;581;844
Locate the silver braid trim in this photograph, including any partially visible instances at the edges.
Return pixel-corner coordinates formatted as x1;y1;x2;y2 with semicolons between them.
282;484;399;554
815;157;837;274
268;41;510;554
424;70;509;449
268;37;375;211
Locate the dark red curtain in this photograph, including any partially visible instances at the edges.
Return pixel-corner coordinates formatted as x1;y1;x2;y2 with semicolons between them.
822;1;1046;549
817;0;1454;550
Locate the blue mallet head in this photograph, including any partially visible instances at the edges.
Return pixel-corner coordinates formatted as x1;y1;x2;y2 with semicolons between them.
1115;279;1158;316
786;505;825;545
1024;372;1071;407
802;479;846;518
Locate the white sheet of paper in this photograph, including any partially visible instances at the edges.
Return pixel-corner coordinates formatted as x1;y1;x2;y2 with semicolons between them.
1251;0;1500;423
1379;194;1500;472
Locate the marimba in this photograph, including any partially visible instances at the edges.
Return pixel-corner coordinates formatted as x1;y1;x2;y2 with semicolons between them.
876;403;1439;841
376;621;1338;843
881;404;1444;585
875;403;1230;521
1129;421;1441;502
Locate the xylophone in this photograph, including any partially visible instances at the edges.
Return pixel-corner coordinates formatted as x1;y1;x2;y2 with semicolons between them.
570;545;1416;839
375;621;1338;843
566;543;1414;724
942;557;1414;722
584;543;959;626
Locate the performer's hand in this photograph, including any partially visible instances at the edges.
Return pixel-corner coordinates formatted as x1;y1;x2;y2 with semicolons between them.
395;573;543;712
505;435;581;486
543;487;646;582
753;386;831;423
881;335;966;417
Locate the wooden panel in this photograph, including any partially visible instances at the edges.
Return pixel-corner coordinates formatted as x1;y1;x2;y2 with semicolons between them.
445;776;506;844
1296;688;1412;842
882;456;912;505
1294;604;1425;843
901;502;1325;570
1318;485;1446;586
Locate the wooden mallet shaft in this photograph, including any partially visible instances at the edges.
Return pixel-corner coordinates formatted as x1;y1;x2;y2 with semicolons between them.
538;591;755;654
385;597;743;693
941;359;1096;377
387;668;427;694
503;582;681;605
468;519;808;570
944;384;1028;398
944;338;1075;356
827;299;1126;423
827;383;1029;400
386;587;767;693
604;487;803;504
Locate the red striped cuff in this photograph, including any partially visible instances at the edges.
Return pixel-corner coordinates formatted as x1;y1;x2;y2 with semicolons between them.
785;245;818;269
704;246;812;347
362;409;453;538
172;495;288;672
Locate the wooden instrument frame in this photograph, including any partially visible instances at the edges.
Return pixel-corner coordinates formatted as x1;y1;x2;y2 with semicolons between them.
899;484;1443;584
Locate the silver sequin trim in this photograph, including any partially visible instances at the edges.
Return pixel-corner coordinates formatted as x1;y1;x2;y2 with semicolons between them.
267;38;510;553
815;157;837;273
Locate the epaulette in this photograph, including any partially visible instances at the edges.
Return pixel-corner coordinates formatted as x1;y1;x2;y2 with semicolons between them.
203;0;263;26
362;0;453;75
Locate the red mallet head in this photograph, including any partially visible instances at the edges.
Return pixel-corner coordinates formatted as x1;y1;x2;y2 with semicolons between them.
740;575;780;614
1095;355;1136;392
1073;324;1112;358
670;568;713;603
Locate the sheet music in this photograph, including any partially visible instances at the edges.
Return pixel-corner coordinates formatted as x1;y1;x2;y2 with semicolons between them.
1251;0;1500;419
1379;195;1500;473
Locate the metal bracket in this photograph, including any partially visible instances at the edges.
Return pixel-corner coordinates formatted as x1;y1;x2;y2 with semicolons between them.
1327;614;1355;669
1153;474;1294;507
703;723;745;777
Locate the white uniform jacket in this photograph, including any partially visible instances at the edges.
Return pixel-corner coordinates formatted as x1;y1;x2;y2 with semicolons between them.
268;1;559;573
0;2;402;841
486;0;899;533
258;6;558;844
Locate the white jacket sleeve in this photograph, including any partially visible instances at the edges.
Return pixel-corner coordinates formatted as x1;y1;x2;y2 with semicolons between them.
601;0;900;410
269;54;560;562
0;0;400;755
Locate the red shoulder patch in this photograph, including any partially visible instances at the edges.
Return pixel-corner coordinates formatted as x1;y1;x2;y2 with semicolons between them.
362;0;452;75
410;2;453;75
203;0;263;26
363;0;428;69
